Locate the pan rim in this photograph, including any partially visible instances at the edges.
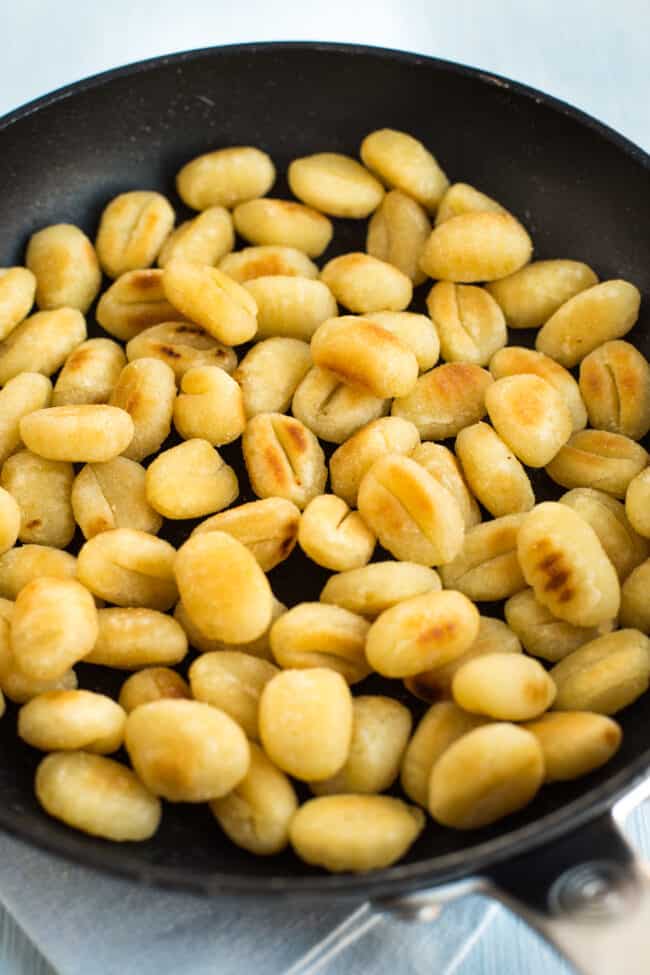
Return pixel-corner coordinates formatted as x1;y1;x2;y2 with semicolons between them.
0;40;648;898
1;40;648;168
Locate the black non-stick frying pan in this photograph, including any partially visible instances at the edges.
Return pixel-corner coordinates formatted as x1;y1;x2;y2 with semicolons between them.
0;42;649;975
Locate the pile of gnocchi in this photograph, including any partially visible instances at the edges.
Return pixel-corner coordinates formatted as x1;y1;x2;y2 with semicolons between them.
0;128;648;874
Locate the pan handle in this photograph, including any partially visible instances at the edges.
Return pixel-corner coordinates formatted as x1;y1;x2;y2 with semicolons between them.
477;779;650;975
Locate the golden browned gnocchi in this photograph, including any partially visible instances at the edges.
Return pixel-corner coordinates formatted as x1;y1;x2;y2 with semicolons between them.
0;487;20;555
95;191;175;278
320;561;442;618
298;494;375;571
174;531;272;644
174;596;285;661
289;794;424;873
357;453;465;566
329;416;420;508
77;529;178;611
366;589;480;678
366;191;431;285
404;616;522;703
156;206;234;268
559;488;648;581
452;652;556;720
234;338;312;418
292;366;389;444
18;690;126;753
505;588;615;664
546;429;648;499
232;199;333;257
244;275;337;342
11;577;98;681
172;366;245;446
536;280;641;367
0;267;36;339
0;308;86;385
242;412;326;509
550;629;650;714
579;340;650;440
0;616;78;705
126;323;237;379
419;212;532;283
118;667;191;713
311;316;418;398
392;362;493;439
485;259;598;329
288;153;384;218
71;457;162;539
485;374;572;467
52;338;126;407
96;269;178;342
489;346;587;432
26;224;102;312
320;254;412;314
259;668;353;781
517;502;620;626
162;260;258;346
455;422;534;517
1;450;75;548
219;245;320;283
429;723;545;829
365;311;440;373
523;712;621;782
19;405;134;463
400;701;486;806
176;146;276;211
311;696;412;796
411;443;481;530
440;514;527;601
125;699;250;802
427;281;506;365
269;602;371;684
620;559;650;633
0;545;78;600
434;182;505;226
35;751;161;841
85;608;188;669
209;743;298;856
0;372;53;465
145;439;238;519
360;128;449;212
191;497;300;571
109;358;176;462
189;651;278;740
625;468;650;538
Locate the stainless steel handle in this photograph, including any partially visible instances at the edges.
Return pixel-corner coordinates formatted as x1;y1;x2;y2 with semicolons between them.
521;857;650;975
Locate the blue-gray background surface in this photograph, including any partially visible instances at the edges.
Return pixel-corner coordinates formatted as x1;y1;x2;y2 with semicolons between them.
1;2;648;972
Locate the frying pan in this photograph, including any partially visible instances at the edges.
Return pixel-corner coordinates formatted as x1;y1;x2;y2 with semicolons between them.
0;41;649;975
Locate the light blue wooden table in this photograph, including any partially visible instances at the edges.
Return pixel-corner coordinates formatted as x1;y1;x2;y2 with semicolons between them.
0;2;648;971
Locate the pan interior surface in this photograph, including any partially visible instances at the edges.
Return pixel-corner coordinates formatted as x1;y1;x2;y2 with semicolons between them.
0;43;648;897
